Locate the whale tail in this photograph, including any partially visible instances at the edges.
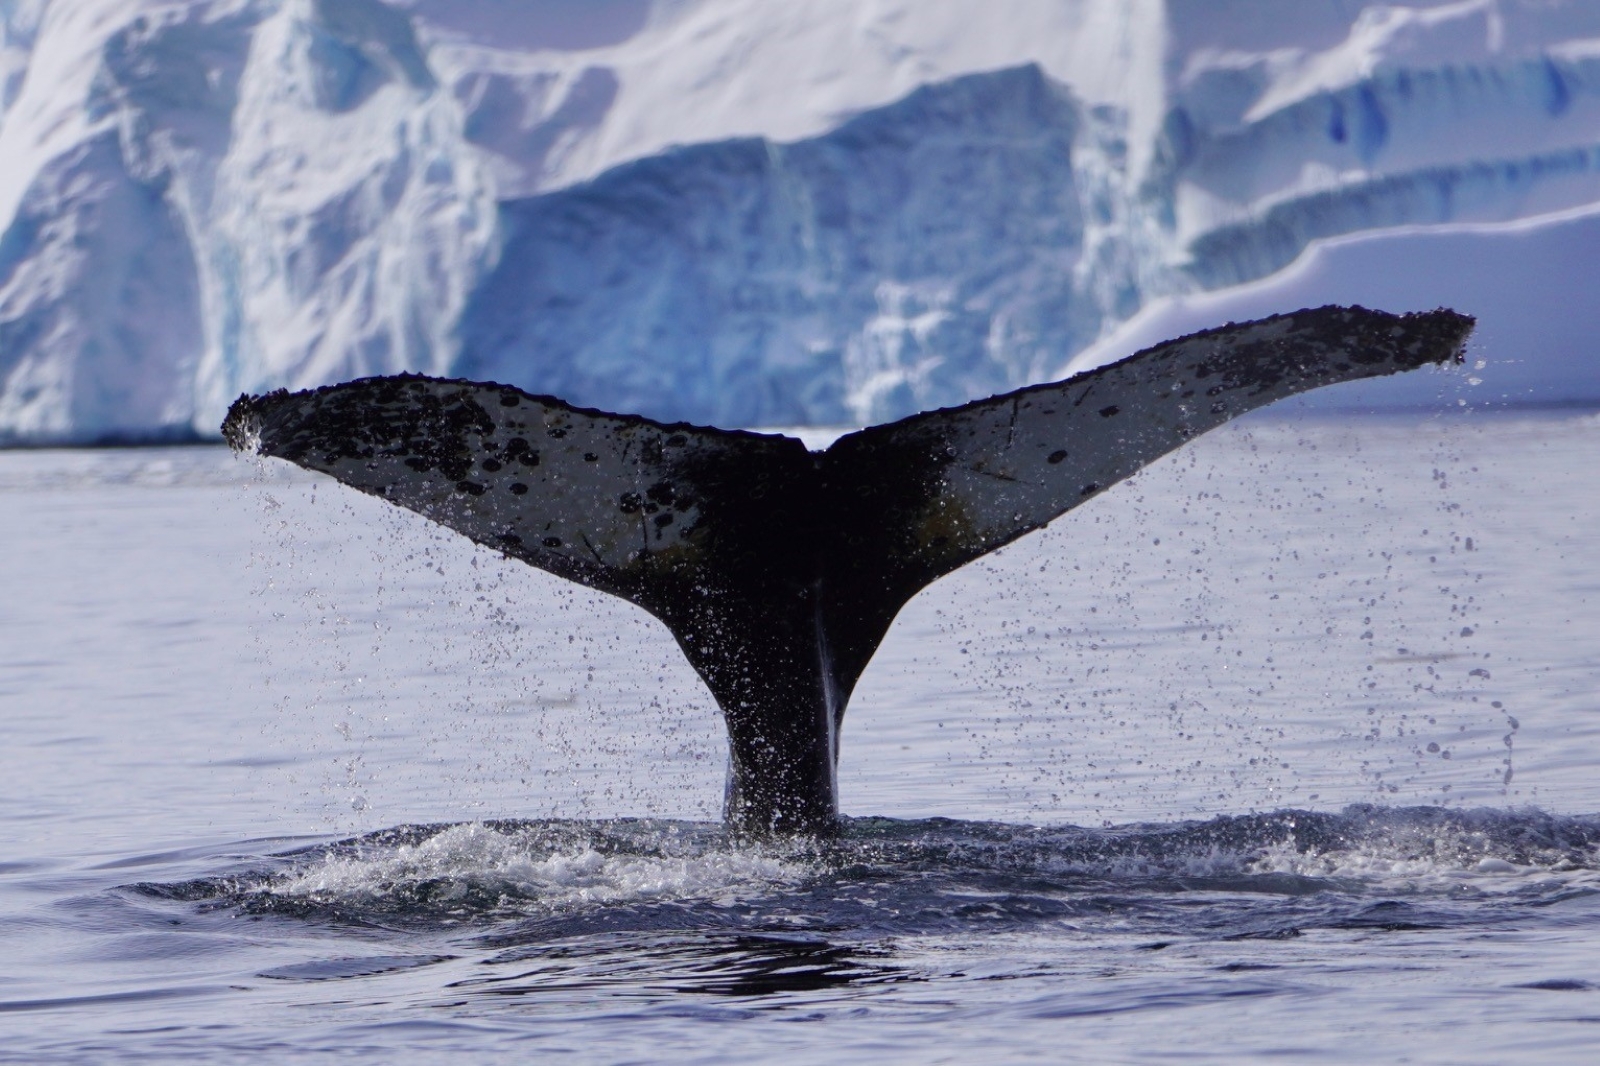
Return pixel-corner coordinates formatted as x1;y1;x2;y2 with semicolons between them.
225;305;1473;835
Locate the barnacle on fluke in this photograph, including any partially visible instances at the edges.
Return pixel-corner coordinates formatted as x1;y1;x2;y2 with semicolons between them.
224;306;1473;837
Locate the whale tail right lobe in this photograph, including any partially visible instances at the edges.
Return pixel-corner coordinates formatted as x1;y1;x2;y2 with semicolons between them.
225;305;1474;835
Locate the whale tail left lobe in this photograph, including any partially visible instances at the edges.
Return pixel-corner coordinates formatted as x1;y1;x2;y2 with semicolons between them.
226;305;1473;835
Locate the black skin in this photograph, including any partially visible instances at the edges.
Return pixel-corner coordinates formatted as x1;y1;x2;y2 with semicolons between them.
225;305;1474;837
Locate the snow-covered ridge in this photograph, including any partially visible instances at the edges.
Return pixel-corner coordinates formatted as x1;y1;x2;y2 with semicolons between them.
1;0;1597;443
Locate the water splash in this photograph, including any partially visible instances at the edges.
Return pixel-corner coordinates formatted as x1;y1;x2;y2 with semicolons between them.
143;807;1600;938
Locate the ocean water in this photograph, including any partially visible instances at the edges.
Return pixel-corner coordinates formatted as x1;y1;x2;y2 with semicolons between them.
3;409;1600;1063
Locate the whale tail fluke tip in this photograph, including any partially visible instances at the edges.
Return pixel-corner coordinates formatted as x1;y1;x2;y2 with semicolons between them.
223;390;281;455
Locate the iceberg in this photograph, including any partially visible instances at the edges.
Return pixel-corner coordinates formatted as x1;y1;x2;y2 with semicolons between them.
1;0;1597;443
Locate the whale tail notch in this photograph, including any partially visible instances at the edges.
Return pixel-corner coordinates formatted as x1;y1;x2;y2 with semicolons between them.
225;305;1474;835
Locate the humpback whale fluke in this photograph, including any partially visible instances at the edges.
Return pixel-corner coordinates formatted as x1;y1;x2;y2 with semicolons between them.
224;305;1473;836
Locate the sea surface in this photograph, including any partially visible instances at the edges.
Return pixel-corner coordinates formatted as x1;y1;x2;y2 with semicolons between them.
3;409;1600;1063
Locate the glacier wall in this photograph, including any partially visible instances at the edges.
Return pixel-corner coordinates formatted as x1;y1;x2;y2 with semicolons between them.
1165;52;1600;288
457;66;1165;427
0;0;496;444
1;0;1598;443
460;2;1600;426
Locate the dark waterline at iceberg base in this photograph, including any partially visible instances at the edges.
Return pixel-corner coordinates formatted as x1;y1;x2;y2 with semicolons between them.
6;413;1600;1061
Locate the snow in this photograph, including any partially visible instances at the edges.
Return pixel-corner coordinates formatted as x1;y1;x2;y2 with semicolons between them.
414;0;1168;196
1;0;1598;443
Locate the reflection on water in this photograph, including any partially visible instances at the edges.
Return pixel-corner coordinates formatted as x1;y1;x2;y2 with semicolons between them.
459;933;910;998
259;954;457;982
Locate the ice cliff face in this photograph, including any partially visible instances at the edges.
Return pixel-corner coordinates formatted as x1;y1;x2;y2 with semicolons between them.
458;66;1165;426
1;0;1597;442
1166;49;1600;289
0;0;495;442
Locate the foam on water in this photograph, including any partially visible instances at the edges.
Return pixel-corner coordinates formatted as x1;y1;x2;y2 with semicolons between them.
268;821;807;914
154;807;1600;938
1245;809;1600;893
